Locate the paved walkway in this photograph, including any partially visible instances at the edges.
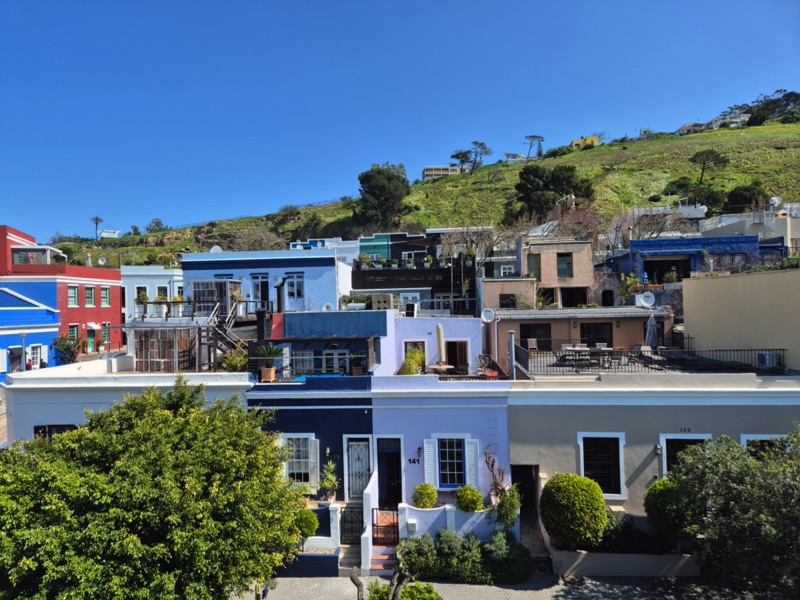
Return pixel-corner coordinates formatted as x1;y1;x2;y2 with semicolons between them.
255;575;789;600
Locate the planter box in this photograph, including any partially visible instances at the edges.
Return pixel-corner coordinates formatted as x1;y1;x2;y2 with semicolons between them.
277;547;341;578
551;548;700;577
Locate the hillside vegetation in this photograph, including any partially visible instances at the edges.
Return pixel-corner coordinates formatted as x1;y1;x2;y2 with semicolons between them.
60;122;800;267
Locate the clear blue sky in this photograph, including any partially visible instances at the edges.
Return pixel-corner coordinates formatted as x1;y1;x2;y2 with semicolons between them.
2;0;798;243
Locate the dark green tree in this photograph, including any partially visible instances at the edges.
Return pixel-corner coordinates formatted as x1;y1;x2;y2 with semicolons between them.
145;218;170;233
468;141;493;174
356;163;411;228
725;184;768;213
509;164;594;222
669;430;800;591
450;150;471;171
51;334;82;364
688;149;730;185
0;377;306;599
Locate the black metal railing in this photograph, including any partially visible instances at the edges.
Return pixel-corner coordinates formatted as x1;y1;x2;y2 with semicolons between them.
515;345;787;376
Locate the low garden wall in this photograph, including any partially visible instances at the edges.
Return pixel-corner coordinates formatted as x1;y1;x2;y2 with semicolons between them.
278;547;341;578
398;503;519;543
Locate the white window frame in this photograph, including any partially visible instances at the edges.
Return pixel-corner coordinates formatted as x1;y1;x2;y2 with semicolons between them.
658;433;711;476
292;350;315;375
30;345;42;370
423;433;479;491
101;287;111;307
68;324;79;339
85;286;95;307
740;434;785;457
67;285;79;307
577;432;627;500
286;273;304;300
280;433;319;490
500;264;515;277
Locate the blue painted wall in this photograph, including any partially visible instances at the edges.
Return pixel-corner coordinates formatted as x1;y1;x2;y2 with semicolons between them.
283;310;389;339
0;281;58;309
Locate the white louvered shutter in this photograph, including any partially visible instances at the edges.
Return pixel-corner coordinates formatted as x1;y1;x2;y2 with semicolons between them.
424;439;437;487
0;349;7;373
465;439;480;488
309;438;320;489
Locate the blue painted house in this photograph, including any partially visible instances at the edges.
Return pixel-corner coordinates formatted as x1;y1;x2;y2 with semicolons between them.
604;236;760;282
181;249;351;316
0;287;59;382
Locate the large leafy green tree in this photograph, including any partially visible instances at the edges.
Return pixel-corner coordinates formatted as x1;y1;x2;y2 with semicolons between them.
668;429;800;591
508;164;594;223
0;378;305;599
356;162;411;228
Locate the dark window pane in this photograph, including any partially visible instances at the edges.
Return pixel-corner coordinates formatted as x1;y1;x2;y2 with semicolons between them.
583;437;620;495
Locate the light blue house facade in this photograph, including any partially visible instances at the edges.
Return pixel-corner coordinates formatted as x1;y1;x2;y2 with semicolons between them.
0;286;59;382
181;249;350;316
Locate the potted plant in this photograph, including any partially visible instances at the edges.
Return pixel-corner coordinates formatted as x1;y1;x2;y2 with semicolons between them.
406;256;415;269
376;257;386;270
257;345;283;383
350;356;365;376
465;248;476;267
154;294;168;317
171;294;183;317
391;258;399;269
358;253;370;270
423;255;432;269
135;291;148;317
318;460;340;503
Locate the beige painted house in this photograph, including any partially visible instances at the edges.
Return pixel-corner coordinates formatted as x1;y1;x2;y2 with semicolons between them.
520;239;597;307
508;373;800;516
683;269;800;371
487;307;673;373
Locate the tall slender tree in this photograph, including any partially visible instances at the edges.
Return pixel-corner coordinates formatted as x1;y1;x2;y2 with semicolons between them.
90;216;103;240
524;135;544;162
688;149;729;185
468;141;493;174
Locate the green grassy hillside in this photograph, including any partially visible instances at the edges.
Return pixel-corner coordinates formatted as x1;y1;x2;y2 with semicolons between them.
62;122;800;267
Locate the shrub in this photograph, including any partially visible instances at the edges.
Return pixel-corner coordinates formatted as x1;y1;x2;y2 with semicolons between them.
455;485;484;512
319;460;340;501
540;473;608;548
644;478;686;541
583;509;672;554
483;529;533;584
412;483;437;509
495;483;521;528
296;509;319;539
399;347;426;375
398;533;436;577
366;580;442;600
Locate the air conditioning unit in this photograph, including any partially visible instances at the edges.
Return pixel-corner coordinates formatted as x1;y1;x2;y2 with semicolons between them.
758;352;776;369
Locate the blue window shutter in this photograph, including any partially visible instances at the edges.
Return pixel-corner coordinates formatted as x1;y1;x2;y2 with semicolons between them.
424;439;436;487
465;439;480;488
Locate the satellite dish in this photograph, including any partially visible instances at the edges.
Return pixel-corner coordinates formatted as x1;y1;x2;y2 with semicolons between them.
210;245;223;253
640;292;656;308
98;257;106;266
322;303;334;312
481;308;496;323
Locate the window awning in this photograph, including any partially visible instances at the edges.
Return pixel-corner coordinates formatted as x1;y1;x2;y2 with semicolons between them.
86;322;101;330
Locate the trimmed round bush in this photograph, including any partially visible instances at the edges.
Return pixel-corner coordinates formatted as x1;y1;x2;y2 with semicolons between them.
296;508;319;539
540;473;608;548
644;478;685;540
412;483;437;508
455;485;484;512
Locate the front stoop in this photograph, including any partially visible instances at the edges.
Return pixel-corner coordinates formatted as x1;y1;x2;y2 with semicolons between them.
337;544;361;577
370;545;399;575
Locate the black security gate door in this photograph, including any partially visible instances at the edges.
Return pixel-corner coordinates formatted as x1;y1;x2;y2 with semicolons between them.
340;506;364;545
377;438;402;508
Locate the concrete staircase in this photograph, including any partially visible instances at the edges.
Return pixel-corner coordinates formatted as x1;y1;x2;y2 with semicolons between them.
338;544;361;577
370;545;399;574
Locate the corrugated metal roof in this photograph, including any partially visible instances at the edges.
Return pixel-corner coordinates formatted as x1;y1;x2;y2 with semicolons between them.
494;307;670;319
